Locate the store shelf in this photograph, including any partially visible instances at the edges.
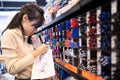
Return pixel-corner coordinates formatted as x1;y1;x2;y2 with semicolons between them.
35;3;81;34
82;70;104;80
80;0;111;7
80;0;111;13
35;0;113;80
36;0;112;34
54;61;87;80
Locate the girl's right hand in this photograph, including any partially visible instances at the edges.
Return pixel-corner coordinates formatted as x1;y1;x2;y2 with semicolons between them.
32;44;49;58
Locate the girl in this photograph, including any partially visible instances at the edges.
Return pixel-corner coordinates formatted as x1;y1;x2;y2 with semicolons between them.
1;3;49;80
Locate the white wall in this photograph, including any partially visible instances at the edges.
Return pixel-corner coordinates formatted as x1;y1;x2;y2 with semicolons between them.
0;11;18;37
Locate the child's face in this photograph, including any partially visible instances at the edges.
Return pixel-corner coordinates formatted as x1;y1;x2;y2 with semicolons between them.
22;14;38;36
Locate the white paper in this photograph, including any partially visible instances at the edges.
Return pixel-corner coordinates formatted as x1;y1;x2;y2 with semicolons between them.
31;49;55;79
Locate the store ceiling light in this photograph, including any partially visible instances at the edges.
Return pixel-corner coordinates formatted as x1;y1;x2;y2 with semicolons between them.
0;0;46;11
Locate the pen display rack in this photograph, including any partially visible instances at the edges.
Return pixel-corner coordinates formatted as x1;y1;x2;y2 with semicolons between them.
38;0;120;80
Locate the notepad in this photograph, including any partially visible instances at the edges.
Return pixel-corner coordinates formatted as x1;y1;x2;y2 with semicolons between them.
31;49;55;79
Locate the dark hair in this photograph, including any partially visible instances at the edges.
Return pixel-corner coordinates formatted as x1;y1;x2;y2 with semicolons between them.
2;3;45;43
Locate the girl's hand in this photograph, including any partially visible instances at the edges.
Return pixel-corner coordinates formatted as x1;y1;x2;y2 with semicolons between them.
32;44;49;58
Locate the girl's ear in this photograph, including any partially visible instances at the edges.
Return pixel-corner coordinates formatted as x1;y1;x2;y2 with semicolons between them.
22;14;28;23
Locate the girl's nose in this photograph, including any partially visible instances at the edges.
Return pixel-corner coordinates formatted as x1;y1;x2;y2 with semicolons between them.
34;28;37;33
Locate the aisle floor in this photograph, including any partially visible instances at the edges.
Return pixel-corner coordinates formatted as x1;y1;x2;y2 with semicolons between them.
0;73;76;80
0;73;14;80
0;73;60;80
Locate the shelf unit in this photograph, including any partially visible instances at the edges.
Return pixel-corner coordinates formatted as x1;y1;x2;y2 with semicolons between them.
35;0;111;34
54;58;87;80
36;0;115;80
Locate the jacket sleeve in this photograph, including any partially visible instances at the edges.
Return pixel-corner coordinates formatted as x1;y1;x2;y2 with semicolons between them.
1;30;35;75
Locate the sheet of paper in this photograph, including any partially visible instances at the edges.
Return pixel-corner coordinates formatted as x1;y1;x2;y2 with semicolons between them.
31;49;55;79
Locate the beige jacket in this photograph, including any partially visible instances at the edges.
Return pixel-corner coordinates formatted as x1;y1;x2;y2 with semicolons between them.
1;28;35;78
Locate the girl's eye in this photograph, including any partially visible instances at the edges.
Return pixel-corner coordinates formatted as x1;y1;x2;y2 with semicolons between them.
32;24;37;28
32;21;40;28
34;24;40;28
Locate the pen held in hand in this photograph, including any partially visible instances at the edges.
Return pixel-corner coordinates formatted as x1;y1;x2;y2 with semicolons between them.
38;35;43;44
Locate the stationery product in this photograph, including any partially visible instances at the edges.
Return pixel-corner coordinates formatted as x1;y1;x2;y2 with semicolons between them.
31;49;55;79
